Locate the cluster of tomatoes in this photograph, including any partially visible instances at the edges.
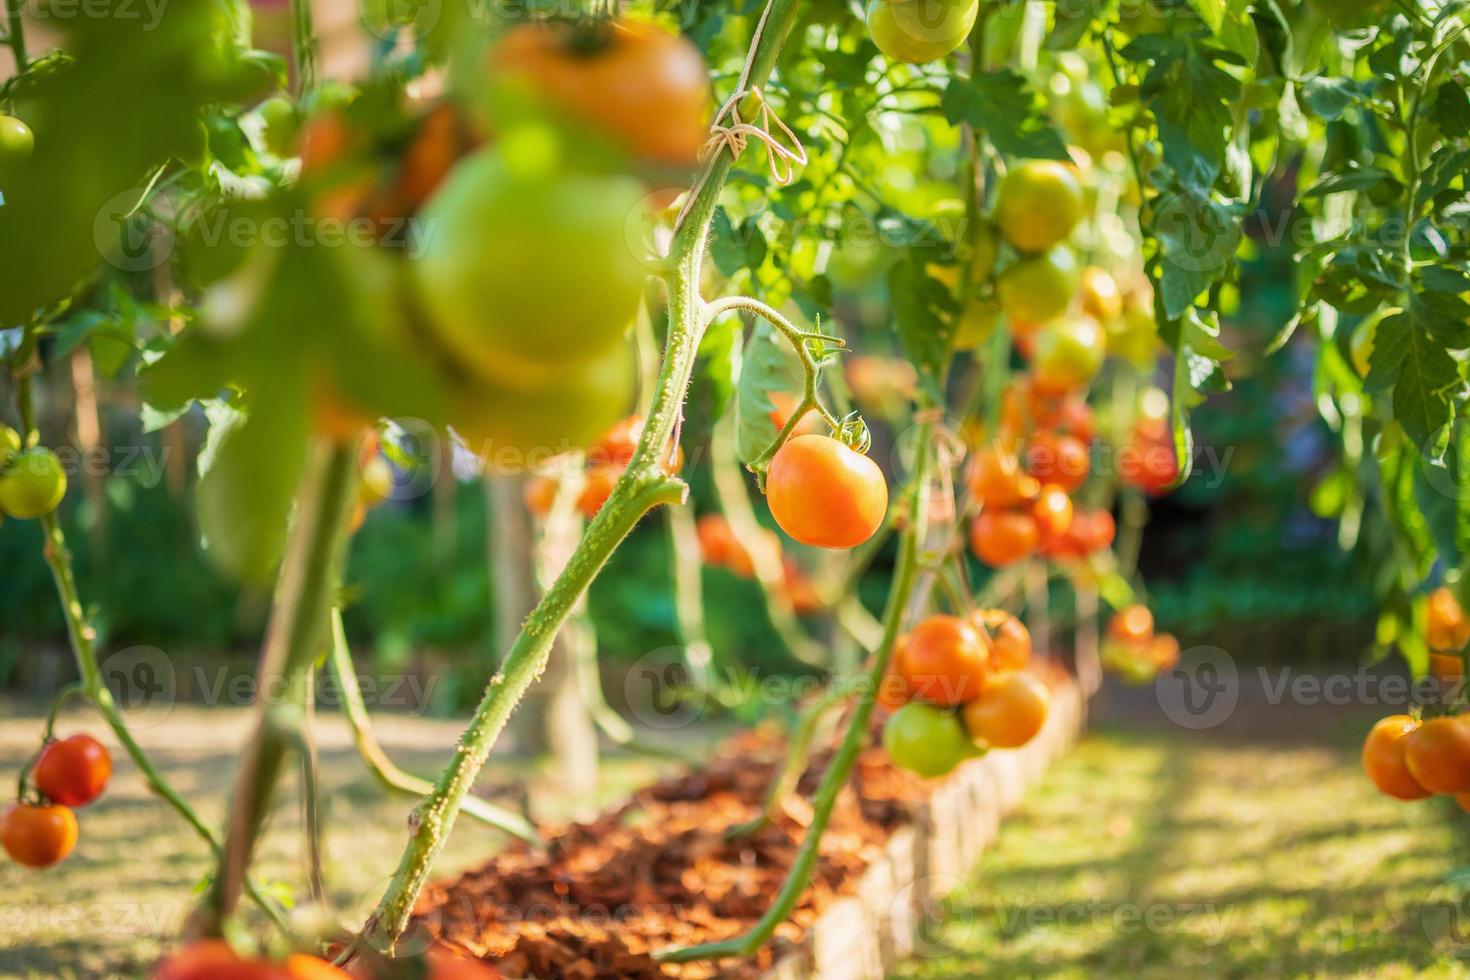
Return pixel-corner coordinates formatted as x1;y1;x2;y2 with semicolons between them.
1362;588;1470;808
877;609;1052;779
695;513;823;614
1100;604;1180;685
0;425;68;526
1;734;111;869
287;16;712;464
966;385;1113;568
152;939;499;979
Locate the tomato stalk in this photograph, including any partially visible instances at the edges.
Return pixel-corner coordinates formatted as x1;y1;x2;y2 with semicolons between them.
324;609;545;844
4;330;293;934
199;437;361;932
656;420;934;963
351;0;808;954
3;0;26;74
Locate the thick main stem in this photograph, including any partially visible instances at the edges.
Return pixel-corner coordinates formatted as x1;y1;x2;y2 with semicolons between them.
356;1;806;951
202;438;360;930
657;422;933;964
326;610;544;845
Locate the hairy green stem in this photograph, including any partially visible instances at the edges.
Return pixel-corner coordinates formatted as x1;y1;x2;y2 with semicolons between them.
202;439;360;930
326;610;544;844
8;335;290;933
657;422;933;963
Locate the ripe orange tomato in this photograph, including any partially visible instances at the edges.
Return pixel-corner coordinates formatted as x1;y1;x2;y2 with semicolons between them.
1431;654;1464;681
970;510;1040;566
1362;715;1432;801
1025;432;1089;492
1404;716;1470;794
1077;508;1116;552
1039;395;1096;444
781;557;822;613
153;941;354;979
0;803;78;868
962;672;1051;748
590;415;644;467
967;445;1040;509
1031;484;1074;538
767;392;821;437
901;615;991;706
1147;632;1181;671
765;435;888;549
970;609;1032;670
994;160;1084;254
1108;604;1154;645
696;513;739;567
33;734;112;808
486;19;710;168
577;465;622;520
1428;587;1470;652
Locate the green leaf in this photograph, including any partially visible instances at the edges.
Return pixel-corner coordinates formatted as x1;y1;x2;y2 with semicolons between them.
1126;34;1243;189
940;70;1069;161
888;249;956;384
196;398;307;586
1303;167;1400;198
1368;311;1457;450
1300;76;1362;121
1153;185;1242;318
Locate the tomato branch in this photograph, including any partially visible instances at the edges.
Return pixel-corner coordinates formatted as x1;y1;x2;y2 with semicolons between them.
351;0;808;954
5;329;293;934
657;419;934;963
199;437;361;932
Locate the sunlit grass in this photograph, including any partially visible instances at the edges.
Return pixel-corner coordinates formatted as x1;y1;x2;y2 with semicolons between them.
895;723;1470;979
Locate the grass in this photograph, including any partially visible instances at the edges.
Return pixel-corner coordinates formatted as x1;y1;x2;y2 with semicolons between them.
894;719;1470;979
0;697;695;979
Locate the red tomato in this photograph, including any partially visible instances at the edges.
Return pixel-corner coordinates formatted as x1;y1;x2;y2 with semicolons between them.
1108;604;1155;645
1031;484;1074;539
1025;431;1090;493
33;734;112;808
970;510;1039;566
900;615;991;706
1121;420;1179;495
967;445;1040;509
1404;716;1470;794
970;609;1032;671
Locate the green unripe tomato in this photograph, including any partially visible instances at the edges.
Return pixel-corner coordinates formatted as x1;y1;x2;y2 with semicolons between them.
0;114;34;183
1031;316;1107;393
866;0;979;64
1107;307;1161;370
448;340;635;472
882;702;976;779
411;145;647;382
994;160;1085;254
0;447;67;519
257;96;300;159
0;425;20;471
996;246;1079;327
